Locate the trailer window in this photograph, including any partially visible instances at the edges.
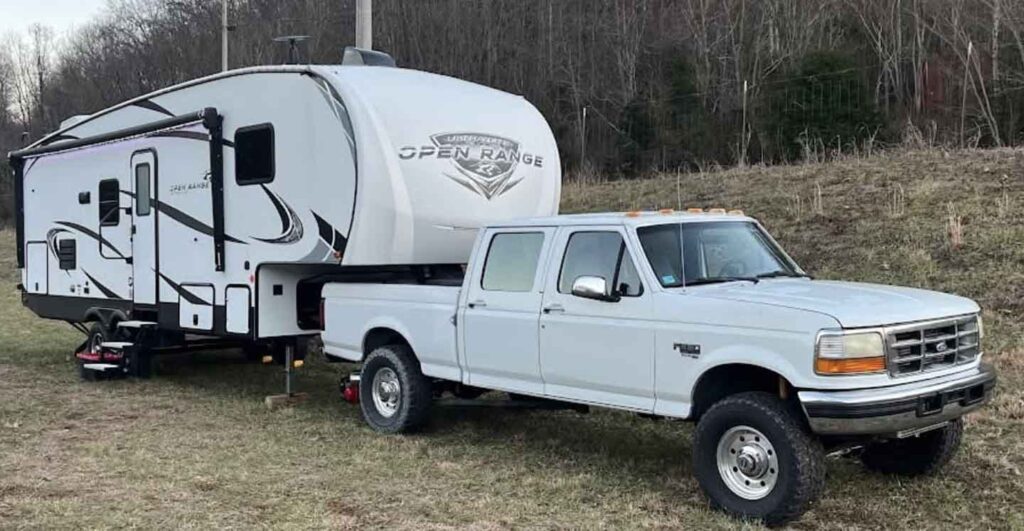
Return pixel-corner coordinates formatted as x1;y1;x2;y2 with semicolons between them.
135;163;151;216
481;232;545;292
234;123;275;185
98;179;120;226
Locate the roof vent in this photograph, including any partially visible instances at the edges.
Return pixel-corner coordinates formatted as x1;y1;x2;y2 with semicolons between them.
342;46;395;67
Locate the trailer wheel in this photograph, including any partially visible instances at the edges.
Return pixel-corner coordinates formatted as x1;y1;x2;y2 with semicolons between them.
693;392;825;526
860;418;963;476
359;344;432;434
79;322;114;381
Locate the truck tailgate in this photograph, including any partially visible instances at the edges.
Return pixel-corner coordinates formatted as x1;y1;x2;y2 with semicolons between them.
321;283;462;381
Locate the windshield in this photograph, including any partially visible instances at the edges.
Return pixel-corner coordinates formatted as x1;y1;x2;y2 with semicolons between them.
636;221;801;287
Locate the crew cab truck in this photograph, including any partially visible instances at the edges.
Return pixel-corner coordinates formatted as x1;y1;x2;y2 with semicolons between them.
321;210;997;525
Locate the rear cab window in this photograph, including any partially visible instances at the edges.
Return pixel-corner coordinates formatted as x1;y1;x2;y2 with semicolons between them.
481;232;545;292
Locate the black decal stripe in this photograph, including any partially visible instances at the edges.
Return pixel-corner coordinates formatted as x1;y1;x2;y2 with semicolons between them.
261;184;290;234
155;200;246;244
121;190;246;244
253;185;304;244
132;99;175;117
158;273;210;306
157;200;246;244
55;221;126;258
83;271;124;300
312;211;348;254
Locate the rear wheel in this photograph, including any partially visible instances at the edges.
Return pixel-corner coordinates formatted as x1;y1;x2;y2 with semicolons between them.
359;344;432;434
860;419;963;476
693;392;825;526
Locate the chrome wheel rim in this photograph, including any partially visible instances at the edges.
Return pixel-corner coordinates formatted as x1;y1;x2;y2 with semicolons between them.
716;425;779;500
371;367;401;418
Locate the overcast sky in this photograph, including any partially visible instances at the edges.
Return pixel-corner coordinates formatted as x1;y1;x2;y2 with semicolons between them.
0;0;107;38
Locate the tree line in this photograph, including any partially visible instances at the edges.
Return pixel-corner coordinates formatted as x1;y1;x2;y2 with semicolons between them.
1;0;1023;209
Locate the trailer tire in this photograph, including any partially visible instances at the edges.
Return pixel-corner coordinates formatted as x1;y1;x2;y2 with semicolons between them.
359;344;432;434
860;418;963;476
79;322;114;381
693;392;825;527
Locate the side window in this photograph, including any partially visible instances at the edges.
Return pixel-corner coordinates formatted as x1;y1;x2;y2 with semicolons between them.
135;163;151;216
234;123;275;185
98;179;120;226
481;232;545;292
558;231;643;297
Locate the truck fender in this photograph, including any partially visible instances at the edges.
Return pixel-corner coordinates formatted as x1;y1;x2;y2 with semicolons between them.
357;317;418;362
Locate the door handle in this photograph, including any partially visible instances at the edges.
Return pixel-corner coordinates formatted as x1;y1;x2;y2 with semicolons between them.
468;300;487;309
542;304;565;314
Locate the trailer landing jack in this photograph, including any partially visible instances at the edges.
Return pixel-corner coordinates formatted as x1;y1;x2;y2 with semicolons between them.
264;343;310;410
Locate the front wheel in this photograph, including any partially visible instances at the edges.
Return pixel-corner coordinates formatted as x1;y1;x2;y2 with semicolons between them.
358;344;432;434
693;392;825;526
860;418;963;476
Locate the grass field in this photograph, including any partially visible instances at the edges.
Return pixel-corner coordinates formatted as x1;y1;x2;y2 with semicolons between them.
2;148;1023;529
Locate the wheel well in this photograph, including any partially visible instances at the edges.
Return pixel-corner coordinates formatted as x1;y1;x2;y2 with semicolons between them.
362;327;410;356
691;364;791;420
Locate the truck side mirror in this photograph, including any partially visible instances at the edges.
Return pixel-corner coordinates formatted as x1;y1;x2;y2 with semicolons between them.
571;276;620;302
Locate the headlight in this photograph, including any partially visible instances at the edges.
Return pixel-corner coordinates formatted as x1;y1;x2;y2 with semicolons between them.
815;331;886;375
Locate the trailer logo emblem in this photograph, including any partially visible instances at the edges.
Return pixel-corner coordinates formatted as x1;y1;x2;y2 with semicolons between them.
399;132;544;199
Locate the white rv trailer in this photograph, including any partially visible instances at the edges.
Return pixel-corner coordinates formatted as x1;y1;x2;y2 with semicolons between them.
8;52;561;373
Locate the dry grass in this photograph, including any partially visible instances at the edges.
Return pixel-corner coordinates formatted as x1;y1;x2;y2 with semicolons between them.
2;148;1024;529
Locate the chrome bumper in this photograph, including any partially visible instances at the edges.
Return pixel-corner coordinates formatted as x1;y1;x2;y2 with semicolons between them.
798;363;996;437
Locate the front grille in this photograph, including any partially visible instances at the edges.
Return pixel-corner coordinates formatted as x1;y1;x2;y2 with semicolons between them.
886;315;980;377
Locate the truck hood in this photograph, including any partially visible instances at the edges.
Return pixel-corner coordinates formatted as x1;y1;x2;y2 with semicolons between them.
692;279;979;328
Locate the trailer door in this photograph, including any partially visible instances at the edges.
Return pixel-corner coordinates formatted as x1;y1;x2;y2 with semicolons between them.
131;150;158;305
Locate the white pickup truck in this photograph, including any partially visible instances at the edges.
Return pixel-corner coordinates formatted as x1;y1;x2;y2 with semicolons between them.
321;210;996;525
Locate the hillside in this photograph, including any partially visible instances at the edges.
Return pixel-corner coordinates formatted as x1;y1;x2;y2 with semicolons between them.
0;148;1022;529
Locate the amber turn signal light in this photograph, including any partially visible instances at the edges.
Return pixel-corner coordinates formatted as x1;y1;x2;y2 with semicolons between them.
814;356;886;375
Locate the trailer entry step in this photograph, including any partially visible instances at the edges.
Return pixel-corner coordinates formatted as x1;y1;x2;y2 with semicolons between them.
82;363;121;371
117;321;158;329
99;341;134;349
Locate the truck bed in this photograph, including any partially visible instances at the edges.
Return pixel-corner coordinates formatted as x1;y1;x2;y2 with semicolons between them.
321;282;464;382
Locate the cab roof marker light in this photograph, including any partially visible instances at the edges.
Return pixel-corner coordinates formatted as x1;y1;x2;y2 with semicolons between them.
728;209;744;216
707;208;726;214
659;208;674;215
686;208;703;214
625;211;641;218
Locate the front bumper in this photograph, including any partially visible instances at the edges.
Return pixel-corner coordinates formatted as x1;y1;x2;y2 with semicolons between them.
798;363;996;437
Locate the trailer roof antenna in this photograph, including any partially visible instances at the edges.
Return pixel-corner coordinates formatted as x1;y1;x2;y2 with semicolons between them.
273;35;311;65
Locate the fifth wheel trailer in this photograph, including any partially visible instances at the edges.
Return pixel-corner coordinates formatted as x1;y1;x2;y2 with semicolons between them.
8;52;561;375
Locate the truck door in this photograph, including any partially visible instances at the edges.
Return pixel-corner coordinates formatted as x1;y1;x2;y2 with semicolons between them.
538;226;656;411
130;150;157;305
461;228;555;395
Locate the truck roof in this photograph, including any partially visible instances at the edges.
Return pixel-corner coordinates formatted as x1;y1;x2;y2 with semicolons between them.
488;210;755;229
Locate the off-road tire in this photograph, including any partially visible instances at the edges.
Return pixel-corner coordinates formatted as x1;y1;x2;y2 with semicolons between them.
693;392;826;527
860;418;963;476
359;344;432;434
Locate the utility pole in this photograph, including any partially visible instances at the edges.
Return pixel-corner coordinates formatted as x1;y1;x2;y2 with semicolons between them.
221;0;229;71
356;0;372;49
